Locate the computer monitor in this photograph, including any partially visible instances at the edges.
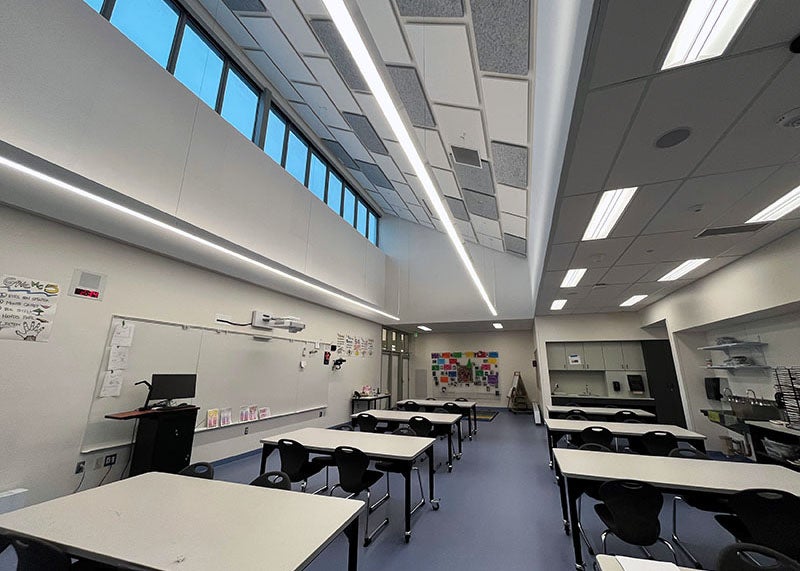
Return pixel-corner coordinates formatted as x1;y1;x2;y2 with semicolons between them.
148;374;196;402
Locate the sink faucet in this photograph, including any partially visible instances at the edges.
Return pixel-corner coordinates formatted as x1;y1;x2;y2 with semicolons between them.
583;384;592;396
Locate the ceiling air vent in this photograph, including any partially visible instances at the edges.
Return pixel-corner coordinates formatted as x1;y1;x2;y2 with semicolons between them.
451;146;481;168
696;223;769;238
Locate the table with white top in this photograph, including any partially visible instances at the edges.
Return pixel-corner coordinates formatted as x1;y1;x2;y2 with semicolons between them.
351;393;392;414
546;405;655;420
554;448;800;570
396;399;478;440
351;409;463;471
596;554;695;570
0;472;364;571
544;419;707;467
260;427;439;542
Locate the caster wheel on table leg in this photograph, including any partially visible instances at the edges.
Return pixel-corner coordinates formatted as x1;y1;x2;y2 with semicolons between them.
404;532;411;543
563;521;570;535
364;538;371;547
456;453;462;460
431;499;440;510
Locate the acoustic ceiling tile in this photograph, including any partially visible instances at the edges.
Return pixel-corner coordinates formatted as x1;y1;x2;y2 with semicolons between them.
395;208;418;223
244;48;301;101
414;127;450;170
570;237;636;268
241;17;314;83
434;104;488;159
610;181;681;239
289;102;331;139
408;203;431;224
482;77;529;145
264;0;324;55
355;160;394;189
293;82;347;129
491;142;528;189
304;57;361;114
354;93;396;141
329;127;373;163
432;167;461;198
295;0;326;16
404;174;428;203
323;139;358;170
214;3;260;49
446;196;470;221
349;168;376;192
396;0;464;17
309;19;369;91
372;153;405;183
477;233;505;251
354;0;412;64
454;160;495;195
368;190;391;210
462;189;499;220
384;140;414;175
222;0;266;12
394;181;420;205
471;215;501;238
503;233;527;256
546;242;577;271
380;188;407;207
551;193;597;245
469;0;530;75
343;112;388;155
616;231;740;266
500;212;526;237
496;184;527;217
600;264;656;285
455;219;477;243
406;24;479;107
387;65;436;128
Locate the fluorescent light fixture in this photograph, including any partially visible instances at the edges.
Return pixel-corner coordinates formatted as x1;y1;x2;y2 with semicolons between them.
492;323;503;329
550;299;567;311
321;0;497;317
662;0;757;70
560;268;587;288
0;155;399;321
658;258;711;282
620;294;648;307
417;325;432;332
747;184;800;223
582;187;637;241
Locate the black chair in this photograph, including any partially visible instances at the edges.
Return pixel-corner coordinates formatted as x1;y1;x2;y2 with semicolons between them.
715;489;800;561
718;543;800;571
580;426;614;449
355;413;386;433
177;462;214;479
9;535;72;571
311;426;354;490
455;398;468;402
403;401;420;412
563;412;588;447
614;410;639;422
250;470;292;490
629;431;678;456
277;439;326;493
667;447;730;568
425;397;437;400
594;479;677;562
332;446;389;546
408;416;434;438
575;443;613;555
439;402;462;460
580;443;612;452
337;424;354;431
375;428;426;517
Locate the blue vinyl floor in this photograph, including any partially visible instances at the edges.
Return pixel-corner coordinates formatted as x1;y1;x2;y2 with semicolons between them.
1;411;737;570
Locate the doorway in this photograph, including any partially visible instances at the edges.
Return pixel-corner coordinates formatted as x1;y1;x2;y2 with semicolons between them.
380;328;411;406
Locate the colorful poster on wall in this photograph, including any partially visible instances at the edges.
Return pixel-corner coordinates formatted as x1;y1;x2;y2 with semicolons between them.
0;275;60;343
431;350;500;392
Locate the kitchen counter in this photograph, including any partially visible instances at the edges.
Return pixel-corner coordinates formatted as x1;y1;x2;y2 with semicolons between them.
550;395;657;415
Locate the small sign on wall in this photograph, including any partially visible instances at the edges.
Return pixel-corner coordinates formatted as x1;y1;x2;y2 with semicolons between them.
568;354;582;365
0;274;60;342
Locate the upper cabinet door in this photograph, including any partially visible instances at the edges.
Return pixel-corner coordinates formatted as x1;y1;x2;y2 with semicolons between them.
621;341;646;371
602;342;625;370
583;343;605;371
546;343;567;370
564;342;585;370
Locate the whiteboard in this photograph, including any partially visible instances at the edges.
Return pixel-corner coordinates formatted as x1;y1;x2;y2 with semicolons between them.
81;316;333;451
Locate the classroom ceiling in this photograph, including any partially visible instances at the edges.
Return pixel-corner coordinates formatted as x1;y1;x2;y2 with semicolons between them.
395;318;534;334
198;0;532;257
536;0;800;316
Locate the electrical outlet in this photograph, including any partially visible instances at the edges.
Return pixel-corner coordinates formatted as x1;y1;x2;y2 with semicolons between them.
319;410;325;417
103;453;117;467
75;461;85;474
244;426;249;435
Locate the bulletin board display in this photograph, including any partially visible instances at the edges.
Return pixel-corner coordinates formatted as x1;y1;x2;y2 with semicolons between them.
431;351;499;396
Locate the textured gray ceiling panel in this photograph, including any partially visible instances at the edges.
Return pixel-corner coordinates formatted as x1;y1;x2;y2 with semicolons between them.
290;102;331;139
309;20;368;91
454;160;495;195
322;139;358;170
386;65;435;128
452;146;481;167
504;233;527;255
343;112;388;155
396;0;464;17
491;142;528;188
470;0;530;75
462;189;498;219
222;0;266;12
355;160;394;189
445;197;470;221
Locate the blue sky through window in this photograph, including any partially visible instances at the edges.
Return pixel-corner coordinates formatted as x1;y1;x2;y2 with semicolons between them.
110;0;179;68
174;25;223;109
326;173;342;215
84;0;103;12
220;68;258;140
356;201;367;235
343;188;356;226
285;132;309;184
308;154;326;202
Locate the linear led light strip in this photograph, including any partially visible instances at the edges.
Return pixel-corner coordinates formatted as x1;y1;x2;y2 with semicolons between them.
747;184;800;223
582;187;637;241
662;0;757;70
620;294;648;307
321;0;498;317
0;155;399;321
658;258;710;282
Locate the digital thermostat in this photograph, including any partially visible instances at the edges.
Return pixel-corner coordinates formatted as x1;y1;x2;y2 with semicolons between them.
68;269;107;301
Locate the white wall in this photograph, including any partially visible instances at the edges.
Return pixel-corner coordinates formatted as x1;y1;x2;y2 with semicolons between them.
409;330;537;407
0;206;380;505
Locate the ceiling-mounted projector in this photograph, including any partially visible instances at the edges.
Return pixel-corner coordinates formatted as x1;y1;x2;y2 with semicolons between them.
251;311;306;333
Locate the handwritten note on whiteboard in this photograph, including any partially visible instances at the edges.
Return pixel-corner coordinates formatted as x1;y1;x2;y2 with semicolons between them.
99;370;123;398
111;322;135;347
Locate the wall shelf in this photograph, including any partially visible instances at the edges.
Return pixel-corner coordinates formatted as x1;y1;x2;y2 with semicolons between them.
703;365;771;371
698;342;767;351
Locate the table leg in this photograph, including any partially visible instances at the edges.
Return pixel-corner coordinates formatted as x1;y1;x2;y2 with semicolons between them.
456;421;463;459
566;477;585;570
555;460;569;534
446;430;454;472
693;439;706;453
426;445;439;510
547;428;555;469
404;463;412;543
472;405;478;435
344;517;359;571
260;443;276;475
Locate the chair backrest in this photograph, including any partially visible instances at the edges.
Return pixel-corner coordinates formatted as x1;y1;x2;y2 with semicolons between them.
404;401;420;411
614;410;638;421
392;426;417;436
668;447;709;459
338;424;354;431
640;430;678;456
442;402;462;416
355;413;380;433
425;397;437;400
334;446;370;494
455;398;468;402
564;414;588;421
598;479;664;546
729;489;800;559
408;416;433;437
278;439;310;479
623;418;642;423
177;462;214;479
250;470;292;490
580;426;614;448
10;535;72;571
579;443;612;453
718;543;800;571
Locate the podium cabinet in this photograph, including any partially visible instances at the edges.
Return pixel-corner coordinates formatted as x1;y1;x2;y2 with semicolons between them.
106;407;199;477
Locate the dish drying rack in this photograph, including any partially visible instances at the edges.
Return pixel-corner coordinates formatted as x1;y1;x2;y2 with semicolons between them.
773;367;800;430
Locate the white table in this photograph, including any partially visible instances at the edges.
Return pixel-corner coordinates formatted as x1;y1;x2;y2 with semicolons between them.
260;427;438;542
351;393;392;414
596;555;695;570
0;472;364;571
397;399;478;439
547;405;655;420
351;409;463;471
544;419;707;467
554;448;800;570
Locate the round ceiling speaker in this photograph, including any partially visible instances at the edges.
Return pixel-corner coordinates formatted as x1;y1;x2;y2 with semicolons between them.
655;127;692;148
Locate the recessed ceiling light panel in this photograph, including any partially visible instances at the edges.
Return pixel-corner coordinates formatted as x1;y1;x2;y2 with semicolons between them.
560;268;587;288
620;294;648;307
417;325;432;332
658;258;710;281
746;184;800;223
492;322;503;329
550;299;567;311
662;0;757;70
582;187;638;241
